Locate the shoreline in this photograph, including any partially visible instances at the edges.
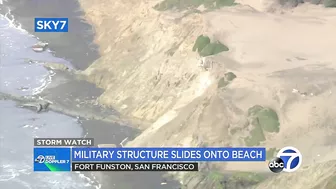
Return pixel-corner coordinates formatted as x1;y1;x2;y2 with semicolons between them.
0;1;182;188
0;74;147;132
0;0;146;130
1;0;99;70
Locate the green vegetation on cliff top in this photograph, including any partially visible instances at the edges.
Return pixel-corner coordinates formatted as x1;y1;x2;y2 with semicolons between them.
325;175;336;189
207;171;225;189
153;0;236;11
244;121;266;146
193;35;229;57
217;77;229;89
324;0;336;7
248;105;280;133
192;35;210;52
218;72;236;88
199;41;229;57
182;170;266;189
224;72;236;81
266;148;278;160
230;171;265;183
245;105;280;146
313;175;336;189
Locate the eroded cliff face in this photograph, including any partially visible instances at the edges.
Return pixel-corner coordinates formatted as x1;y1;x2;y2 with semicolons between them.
78;0;336;188
78;0;244;171
78;0;208;124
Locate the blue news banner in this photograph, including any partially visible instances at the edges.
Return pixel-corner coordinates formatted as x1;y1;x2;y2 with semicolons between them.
34;147;266;172
34;18;68;32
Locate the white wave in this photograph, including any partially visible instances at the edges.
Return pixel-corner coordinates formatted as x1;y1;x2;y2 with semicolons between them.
32;71;56;95
0;174;16;181
75;172;102;189
0;167;20;181
0;3;35;37
0;163;99;188
0;165;32;188
22;124;33;128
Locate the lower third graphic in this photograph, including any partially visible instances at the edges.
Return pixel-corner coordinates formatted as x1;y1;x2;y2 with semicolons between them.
34;148;71;171
268;146;302;173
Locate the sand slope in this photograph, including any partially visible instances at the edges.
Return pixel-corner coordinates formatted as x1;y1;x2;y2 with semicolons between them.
254;160;336;189
78;0;336;188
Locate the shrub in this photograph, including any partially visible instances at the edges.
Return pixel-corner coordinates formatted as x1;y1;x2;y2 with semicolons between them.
218;72;236;89
153;0;179;11
217;77;229;88
192;35;211;53
224;72;236;81
278;0;301;7
248;105;263;117
247;105;280;133
256;108;280;133
216;0;236;7
266;148;277;160
193;35;229;57
207;171;225;189
153;0;236;11
324;0;336;7
230;127;240;135
305;0;323;5
325;175;336;189
199;41;229;57
230;172;265;183
244;123;266;146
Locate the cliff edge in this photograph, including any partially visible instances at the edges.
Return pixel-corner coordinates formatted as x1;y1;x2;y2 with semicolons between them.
78;0;336;188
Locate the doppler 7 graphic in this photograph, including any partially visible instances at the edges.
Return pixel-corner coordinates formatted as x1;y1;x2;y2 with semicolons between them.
34;148;71;172
35;155;68;164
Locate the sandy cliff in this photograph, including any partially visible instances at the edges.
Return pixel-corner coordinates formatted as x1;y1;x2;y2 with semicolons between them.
254;160;336;189
78;0;336;188
79;0;206;124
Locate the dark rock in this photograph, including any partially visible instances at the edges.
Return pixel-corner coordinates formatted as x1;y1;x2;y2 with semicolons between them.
31;42;48;52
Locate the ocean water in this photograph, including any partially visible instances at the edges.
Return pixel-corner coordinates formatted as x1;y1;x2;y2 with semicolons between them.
0;100;102;189
0;16;72;96
0;1;180;189
0;8;101;189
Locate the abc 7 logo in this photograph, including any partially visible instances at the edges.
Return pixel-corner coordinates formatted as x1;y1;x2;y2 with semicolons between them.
268;146;302;173
35;155;45;163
